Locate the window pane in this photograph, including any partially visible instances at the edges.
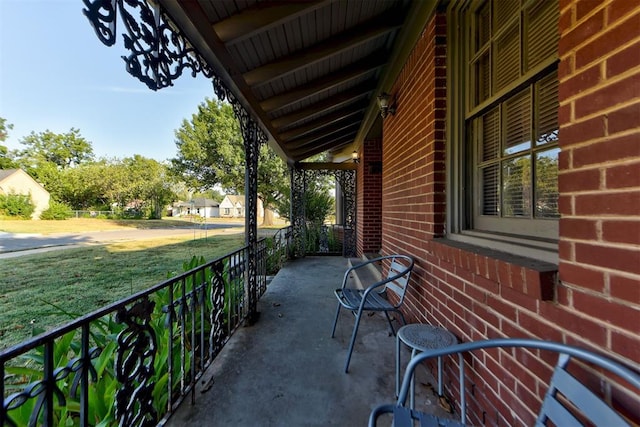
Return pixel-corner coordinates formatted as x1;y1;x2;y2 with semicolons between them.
481;108;500;161
535;148;559;218
493;0;520;32
464;0;559;241
536;73;559;146
525;0;559;70
502;155;531;217
504;89;531;154
474;53;491;105
482;164;500;216
476;1;491;52
494;22;520;91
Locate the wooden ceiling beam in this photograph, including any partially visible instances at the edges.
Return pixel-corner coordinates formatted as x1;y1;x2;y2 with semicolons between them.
289;132;356;158
243;12;403;87
213;1;328;45
272;82;375;129
279;102;366;142
286;120;361;150
296;162;358;171
260;53;387;113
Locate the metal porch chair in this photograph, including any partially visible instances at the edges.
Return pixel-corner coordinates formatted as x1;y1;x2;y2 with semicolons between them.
369;338;640;427
331;254;414;373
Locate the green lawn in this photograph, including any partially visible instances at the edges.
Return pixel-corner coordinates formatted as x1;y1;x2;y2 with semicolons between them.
0;217;245;234
0;234;245;349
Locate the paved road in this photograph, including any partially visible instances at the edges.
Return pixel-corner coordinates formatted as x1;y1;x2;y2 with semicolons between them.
0;222;245;258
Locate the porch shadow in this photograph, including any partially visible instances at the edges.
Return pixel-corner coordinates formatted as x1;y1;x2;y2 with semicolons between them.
166;256;448;426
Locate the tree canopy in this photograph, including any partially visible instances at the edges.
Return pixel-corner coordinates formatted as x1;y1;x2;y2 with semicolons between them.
0;117;18;169
170;98;288;224
0;121;179;218
18;128;94;169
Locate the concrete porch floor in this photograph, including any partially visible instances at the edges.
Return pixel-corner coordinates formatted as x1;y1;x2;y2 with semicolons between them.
165;256;451;426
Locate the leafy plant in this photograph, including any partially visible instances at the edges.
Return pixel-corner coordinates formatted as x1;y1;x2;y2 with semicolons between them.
0;192;35;219
40;200;73;220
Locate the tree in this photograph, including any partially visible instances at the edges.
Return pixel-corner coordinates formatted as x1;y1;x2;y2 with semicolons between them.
56;156;178;217
275;177;335;225
14;129;95;201
171;100;241;192
171;98;288;225
0;117;11;142
122;155;176;219
18;128;94;170
0;117;18;169
59;160;116;209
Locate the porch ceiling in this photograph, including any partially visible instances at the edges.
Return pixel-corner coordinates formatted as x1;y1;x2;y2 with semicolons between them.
159;0;438;164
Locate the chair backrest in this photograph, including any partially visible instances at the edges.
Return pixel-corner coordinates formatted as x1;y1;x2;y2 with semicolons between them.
383;255;414;304
392;339;640;426
537;353;634;426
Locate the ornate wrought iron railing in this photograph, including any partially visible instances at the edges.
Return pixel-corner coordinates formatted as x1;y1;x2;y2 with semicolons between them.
305;224;345;256
265;226;293;273
0;234;291;426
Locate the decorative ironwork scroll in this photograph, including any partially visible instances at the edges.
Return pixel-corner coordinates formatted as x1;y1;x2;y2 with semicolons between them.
115;298;157;427
209;260;226;355
3;345;101;427
290;168;357;257
335;169;357;257
83;0;214;90
291;167;307;258
234;105;265;324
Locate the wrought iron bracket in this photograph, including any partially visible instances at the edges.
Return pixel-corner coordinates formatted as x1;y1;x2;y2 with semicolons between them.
83;0;214;91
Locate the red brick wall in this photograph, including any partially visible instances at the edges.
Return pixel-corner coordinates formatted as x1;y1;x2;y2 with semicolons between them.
381;13;448;324
557;0;640;417
557;0;640;346
375;3;640;425
356;138;383;256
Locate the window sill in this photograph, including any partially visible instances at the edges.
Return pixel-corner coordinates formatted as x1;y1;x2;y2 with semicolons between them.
432;238;558;301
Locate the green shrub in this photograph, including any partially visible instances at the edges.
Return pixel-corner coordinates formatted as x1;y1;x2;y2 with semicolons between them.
0;193;35;219
40;200;73;220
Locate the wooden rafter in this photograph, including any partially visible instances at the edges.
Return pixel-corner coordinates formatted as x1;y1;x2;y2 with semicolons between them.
279;102;367;142
260;53;387;113
296;162;357;170
271;82;375;129
242;12;403;87
289;132;356;159
286;120;361;151
213;1;328;45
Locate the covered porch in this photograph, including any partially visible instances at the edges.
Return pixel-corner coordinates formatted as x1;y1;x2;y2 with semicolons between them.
165;256;449;426
3;0;638;425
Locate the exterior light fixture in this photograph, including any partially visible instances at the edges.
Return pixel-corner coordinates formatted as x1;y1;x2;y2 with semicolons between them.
352;150;360;163
377;92;396;118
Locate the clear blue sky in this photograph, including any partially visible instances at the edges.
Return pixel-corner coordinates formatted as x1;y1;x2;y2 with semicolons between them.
0;0;214;162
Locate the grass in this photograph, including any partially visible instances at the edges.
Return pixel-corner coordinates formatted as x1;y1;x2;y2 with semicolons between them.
0;234;245;349
0;217;245;234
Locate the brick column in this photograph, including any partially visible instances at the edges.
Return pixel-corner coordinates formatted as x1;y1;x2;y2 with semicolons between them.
356;138;383;256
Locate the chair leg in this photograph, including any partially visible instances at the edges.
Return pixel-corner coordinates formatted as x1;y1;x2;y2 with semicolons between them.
384;311;396;336
344;308;364;373
398;310;407;326
331;303;342;338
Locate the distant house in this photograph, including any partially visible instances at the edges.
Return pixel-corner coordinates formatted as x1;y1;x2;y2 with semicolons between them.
219;195;244;218
219;195;264;219
0;169;50;219
173;198;220;218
